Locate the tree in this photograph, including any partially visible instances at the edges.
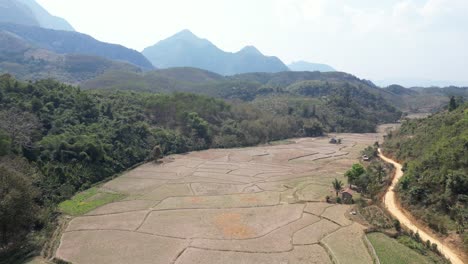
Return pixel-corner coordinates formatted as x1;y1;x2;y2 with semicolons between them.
303;121;323;137
345;163;365;186
151;145;163;163
448;96;457;111
0;166;38;252
0;130;10;156
0;109;40;150
393;219;402;233
332;178;344;197
373;163;385;183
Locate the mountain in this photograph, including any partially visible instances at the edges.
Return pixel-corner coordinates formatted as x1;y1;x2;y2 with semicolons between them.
0;0;39;27
142;29;288;75
0;30;141;83
288;61;335;72
17;0;74;31
0;23;154;70
0;0;74;31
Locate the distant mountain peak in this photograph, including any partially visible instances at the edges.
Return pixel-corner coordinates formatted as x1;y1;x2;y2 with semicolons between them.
238;45;262;55
142;31;289;75
174;29;198;39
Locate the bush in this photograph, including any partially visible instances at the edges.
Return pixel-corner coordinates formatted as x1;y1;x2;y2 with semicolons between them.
151;145;162;162
394;219;402;233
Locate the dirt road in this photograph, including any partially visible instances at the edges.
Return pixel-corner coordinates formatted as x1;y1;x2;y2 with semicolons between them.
378;150;464;264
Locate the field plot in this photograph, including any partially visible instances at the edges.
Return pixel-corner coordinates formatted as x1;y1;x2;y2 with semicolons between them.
56;132;385;264
367;232;440;264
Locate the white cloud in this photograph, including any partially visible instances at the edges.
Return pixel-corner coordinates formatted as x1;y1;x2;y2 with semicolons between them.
343;5;386;34
420;0;468;17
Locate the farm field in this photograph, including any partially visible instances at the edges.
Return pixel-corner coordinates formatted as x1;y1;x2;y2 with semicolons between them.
55;128;395;264
367;232;441;264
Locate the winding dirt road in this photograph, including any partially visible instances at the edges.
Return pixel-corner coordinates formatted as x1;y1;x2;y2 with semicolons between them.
378;149;464;264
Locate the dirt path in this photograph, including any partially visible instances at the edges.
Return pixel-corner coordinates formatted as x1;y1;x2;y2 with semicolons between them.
378;150;464;264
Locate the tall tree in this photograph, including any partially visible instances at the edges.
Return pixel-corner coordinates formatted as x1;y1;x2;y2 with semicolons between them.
448;96;457;111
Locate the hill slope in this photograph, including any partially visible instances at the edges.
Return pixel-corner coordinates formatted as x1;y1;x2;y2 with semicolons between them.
383;104;468;250
383;85;468;113
83;68;402;132
288;61;335;72
142;30;288;75
0;23;154;70
0;0;73;31
0;30;141;83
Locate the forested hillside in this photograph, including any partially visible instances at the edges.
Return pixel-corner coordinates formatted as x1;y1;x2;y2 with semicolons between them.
383;102;468;249
83;69;402;132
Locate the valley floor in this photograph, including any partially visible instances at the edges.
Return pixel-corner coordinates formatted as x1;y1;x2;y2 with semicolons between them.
55;130;389;264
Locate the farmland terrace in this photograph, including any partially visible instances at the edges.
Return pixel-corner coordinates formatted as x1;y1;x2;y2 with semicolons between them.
55;127;394;264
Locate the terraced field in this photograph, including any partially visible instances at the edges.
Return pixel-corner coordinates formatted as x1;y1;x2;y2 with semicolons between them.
56;130;392;264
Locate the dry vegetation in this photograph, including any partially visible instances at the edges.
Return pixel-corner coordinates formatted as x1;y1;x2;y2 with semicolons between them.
55;132;383;263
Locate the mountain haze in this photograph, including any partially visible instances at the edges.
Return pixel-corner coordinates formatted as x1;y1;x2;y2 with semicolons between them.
288;61;335;72
0;30;141;83
142;30;289;75
17;0;74;31
0;0;74;31
0;23;154;70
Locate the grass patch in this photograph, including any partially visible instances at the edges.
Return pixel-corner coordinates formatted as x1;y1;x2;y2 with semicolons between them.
268;139;295;145
58;187;125;216
367;233;447;264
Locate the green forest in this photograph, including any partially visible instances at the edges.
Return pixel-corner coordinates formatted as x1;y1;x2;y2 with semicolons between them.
383;102;468;249
0;74;401;259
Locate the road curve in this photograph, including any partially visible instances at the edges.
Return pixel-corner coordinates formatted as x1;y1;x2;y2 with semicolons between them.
378;149;464;264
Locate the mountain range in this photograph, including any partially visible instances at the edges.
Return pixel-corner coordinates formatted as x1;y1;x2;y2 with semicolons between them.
0;0;340;82
142;30;289;75
0;0;74;31
1;0;464;113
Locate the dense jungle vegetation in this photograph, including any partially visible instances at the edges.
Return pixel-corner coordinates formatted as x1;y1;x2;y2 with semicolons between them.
383;101;468;249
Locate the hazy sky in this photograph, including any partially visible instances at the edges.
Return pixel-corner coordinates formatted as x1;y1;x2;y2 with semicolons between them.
37;0;468;86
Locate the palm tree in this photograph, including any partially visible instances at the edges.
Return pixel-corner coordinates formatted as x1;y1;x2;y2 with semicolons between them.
332;178;344;197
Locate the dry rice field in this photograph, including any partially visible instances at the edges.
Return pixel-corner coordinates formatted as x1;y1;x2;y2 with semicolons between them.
56;129;393;264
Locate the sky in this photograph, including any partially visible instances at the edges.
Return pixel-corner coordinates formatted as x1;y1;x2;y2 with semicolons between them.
36;0;468;86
